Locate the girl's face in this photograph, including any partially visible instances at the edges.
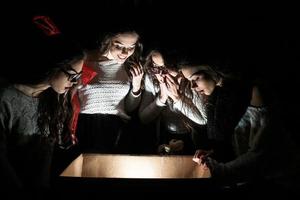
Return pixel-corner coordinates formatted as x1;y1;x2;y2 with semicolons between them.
151;52;166;82
108;33;138;64
50;59;84;94
188;74;216;95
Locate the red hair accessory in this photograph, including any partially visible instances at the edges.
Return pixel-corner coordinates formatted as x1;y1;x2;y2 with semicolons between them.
32;15;61;36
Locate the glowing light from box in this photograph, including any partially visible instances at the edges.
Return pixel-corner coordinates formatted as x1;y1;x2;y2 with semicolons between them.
114;156;158;178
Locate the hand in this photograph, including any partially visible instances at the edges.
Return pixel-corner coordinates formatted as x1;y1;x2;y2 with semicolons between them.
158;82;169;104
193;149;214;165
157;140;184;154
169;139;184;152
157;144;171;154
129;62;144;92
165;74;181;103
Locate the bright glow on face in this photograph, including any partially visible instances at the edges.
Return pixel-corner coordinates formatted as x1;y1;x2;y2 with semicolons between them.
151;52;164;67
108;33;138;64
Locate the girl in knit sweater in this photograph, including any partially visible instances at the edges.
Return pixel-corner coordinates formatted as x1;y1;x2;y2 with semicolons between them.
76;29;144;153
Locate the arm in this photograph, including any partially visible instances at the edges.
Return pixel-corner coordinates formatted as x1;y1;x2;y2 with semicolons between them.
164;75;207;125
203;123;270;182
233;108;251;156
125;61;144;113
173;92;207;125
124;88;142;113
0;100;23;188
139;75;166;124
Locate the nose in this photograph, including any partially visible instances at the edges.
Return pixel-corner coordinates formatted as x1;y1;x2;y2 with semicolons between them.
121;47;129;54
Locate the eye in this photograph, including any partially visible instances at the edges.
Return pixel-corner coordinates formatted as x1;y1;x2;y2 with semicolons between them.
128;47;135;51
115;45;123;50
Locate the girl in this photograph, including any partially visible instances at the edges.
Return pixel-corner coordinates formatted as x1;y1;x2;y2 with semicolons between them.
76;29;144;153
0;16;85;189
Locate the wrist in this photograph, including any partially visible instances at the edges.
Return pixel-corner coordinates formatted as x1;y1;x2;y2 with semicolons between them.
132;88;141;96
156;97;167;107
172;96;181;104
159;96;167;104
132;87;140;93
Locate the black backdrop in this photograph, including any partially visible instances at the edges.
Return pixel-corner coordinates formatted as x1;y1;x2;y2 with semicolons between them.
2;0;300;140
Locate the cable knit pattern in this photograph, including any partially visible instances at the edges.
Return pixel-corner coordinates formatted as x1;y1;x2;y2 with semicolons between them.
233;106;268;156
140;74;207;125
78;60;131;119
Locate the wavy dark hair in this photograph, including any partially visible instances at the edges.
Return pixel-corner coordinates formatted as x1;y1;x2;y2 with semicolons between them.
38;49;86;147
37;54;85;148
11;34;85;147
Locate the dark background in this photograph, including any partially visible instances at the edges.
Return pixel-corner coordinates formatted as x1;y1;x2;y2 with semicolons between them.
7;1;297;77
2;0;300;140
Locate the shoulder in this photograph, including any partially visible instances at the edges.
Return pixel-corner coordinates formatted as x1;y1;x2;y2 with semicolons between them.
0;85;19;100
0;86;19;113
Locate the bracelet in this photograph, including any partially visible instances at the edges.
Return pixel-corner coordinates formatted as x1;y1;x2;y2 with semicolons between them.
132;88;141;96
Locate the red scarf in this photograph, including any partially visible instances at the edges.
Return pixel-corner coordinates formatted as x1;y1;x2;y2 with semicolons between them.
69;63;97;144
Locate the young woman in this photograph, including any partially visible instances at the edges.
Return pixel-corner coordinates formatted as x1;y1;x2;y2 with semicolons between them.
139;50;207;154
193;80;300;192
181;65;244;161
76;29;144;153
0;16;85;189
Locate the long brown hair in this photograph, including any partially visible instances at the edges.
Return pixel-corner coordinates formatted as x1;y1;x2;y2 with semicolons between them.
98;31;143;78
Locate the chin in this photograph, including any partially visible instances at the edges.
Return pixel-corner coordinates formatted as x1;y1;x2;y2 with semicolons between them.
117;59;126;64
55;89;67;94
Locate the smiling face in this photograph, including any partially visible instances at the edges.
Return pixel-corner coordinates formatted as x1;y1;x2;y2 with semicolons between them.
50;59;84;94
106;32;138;64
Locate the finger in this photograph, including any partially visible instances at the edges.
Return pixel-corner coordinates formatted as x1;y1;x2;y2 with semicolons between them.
201;155;208;164
137;66;143;75
165;77;176;88
194;150;200;158
132;66;139;76
130;68;136;77
157;76;165;84
203;163;209;170
166;74;176;84
140;66;144;75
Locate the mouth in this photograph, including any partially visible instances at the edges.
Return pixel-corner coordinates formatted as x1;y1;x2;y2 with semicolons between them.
194;88;204;94
118;55;127;60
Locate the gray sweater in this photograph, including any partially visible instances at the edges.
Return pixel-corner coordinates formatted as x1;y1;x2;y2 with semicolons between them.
0;85;54;189
212;106;300;188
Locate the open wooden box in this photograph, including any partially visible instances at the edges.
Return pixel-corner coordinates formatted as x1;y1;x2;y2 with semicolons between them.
61;153;211;178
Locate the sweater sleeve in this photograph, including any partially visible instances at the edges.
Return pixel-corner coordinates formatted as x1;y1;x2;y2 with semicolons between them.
211;123;270;182
0;99;23;188
173;91;207;125
124;87;142;114
139;75;165;124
